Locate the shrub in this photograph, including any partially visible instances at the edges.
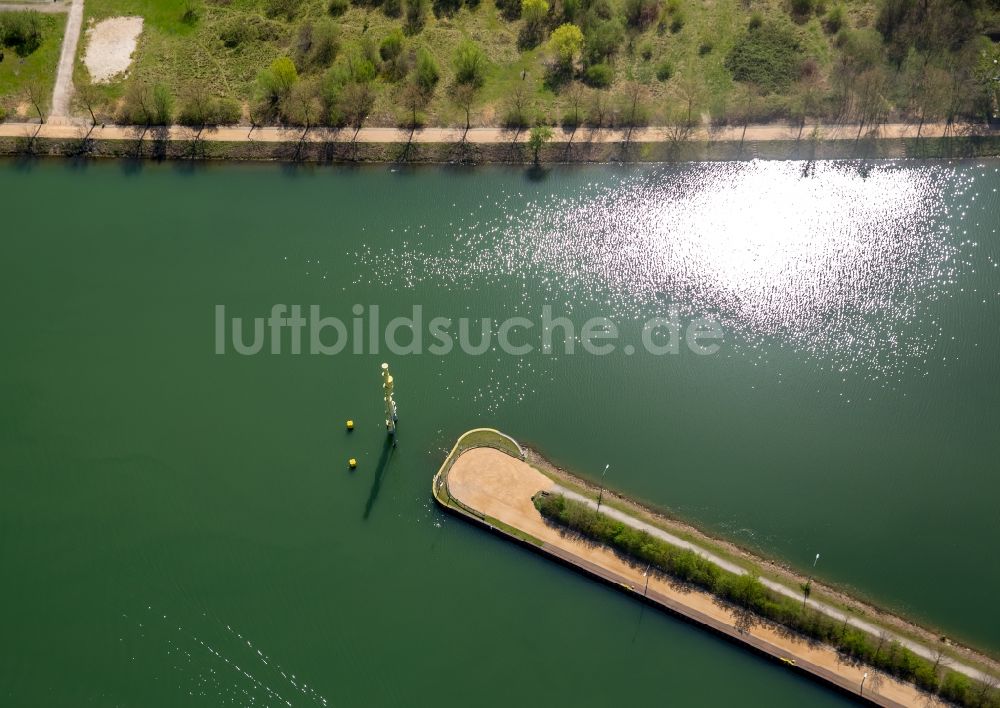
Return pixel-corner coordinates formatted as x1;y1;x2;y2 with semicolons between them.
669;12;684;33
118;82;174;125
384;0;402;15
583;17;624;63
639;40;653;60
520;0;550;47
549;23;584;68
327;0;349;15
178;90;241;127
824;4;846;34
623;0;659;30
790;0;814;18
496;0;521;20
698;40;712;55
725;21;801;92
453;40;486;86
748;11;763;30
404;0;429;33
181;1;201;25
414;47;440;92
584;62;613;87
309;20;340;67
655;59;673;81
219;16;282;48
0;11;42;56
379;28;404;61
266;0;304;21
433;0;462;17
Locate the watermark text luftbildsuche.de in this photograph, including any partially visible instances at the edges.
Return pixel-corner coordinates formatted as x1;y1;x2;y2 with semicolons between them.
215;304;724;357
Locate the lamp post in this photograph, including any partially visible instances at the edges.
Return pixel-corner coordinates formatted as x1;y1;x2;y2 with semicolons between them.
596;464;610;511
643;564;651;597
860;672;868;695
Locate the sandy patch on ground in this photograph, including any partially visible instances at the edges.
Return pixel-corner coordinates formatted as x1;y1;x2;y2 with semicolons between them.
83;16;143;83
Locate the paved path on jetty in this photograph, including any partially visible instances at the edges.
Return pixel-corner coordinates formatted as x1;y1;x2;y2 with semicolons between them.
0;120;988;144
444;446;992;705
554;485;992;684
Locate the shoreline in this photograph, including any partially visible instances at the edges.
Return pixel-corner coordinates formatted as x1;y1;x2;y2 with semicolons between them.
2;121;1000;163
432;429;1000;707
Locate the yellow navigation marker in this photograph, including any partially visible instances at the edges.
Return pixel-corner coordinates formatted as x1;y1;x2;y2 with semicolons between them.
349;458;357;469
346;420;354;431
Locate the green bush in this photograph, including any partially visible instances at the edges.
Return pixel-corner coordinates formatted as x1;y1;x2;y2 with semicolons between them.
584;62;613;87
266;0;304;21
725;21;801;92
790;0;814;18
327;0;349;15
219;15;282;48
623;0;659;30
698;40;713;55
824;4;846;34
0;11;42;57
414;47;439;92
379;28;404;61
583;17;624;63
178;91;241;127
453;40;487;86
404;0;429;33
655;59;673;81
118;83;174;125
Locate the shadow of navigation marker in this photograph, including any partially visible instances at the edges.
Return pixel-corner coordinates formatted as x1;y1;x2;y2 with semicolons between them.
363;436;396;520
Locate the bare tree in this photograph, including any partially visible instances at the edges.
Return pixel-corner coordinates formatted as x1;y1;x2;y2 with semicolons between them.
619;80;648;141
853;68;890;141
24;79;46;124
673;72;704;131
504;82;531;130
400;81;427;131
449;82;477;136
74;81;101;129
562;81;585;133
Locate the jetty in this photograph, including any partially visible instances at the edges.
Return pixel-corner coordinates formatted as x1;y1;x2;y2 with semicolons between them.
432;429;999;708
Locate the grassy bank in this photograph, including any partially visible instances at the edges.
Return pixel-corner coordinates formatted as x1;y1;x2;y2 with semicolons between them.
68;0;1000;131
0;11;67;121
534;492;1000;707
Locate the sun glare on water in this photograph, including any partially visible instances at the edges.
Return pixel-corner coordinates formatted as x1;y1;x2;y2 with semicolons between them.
356;161;980;381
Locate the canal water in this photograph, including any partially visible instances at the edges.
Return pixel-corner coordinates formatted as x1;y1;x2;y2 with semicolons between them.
2;159;998;707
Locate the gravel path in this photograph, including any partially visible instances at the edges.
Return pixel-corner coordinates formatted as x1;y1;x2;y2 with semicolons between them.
0;121;990;143
49;0;84;121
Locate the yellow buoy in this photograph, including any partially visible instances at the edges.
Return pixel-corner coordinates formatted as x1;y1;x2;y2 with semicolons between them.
346;420;354;431
349;458;357;469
